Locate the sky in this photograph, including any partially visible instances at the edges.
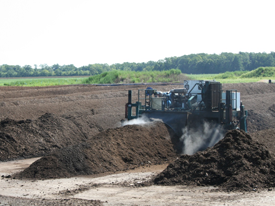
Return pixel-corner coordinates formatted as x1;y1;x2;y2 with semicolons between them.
0;0;274;68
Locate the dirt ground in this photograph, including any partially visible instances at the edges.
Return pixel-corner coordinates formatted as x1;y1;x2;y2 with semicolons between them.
0;82;275;205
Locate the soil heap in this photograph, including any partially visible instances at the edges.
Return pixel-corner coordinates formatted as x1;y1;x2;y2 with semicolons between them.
153;130;275;191
15;121;178;179
0;113;103;161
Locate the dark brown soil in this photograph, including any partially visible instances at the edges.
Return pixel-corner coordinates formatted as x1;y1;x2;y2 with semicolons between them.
251;128;275;157
0;195;103;206
15;122;178;179
246;110;270;132
1;82;275;192
0;84;180;162
153;130;275;191
0;113;101;161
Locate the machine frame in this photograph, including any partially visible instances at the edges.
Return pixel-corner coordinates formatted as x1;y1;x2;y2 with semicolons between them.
125;80;247;135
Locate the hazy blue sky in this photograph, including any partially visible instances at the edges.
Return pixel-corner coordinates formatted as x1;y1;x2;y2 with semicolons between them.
0;0;274;67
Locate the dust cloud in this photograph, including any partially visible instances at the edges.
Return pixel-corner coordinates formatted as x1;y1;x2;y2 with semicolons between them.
121;115;151;126
122;115;224;156
181;122;224;155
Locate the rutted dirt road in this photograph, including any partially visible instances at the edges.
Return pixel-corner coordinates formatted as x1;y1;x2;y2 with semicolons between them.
1;159;275;206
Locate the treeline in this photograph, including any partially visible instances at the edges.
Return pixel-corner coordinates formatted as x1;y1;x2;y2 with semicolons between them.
0;64;110;77
154;52;275;74
1;52;275;77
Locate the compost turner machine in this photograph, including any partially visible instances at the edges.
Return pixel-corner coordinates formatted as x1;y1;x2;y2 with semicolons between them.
125;80;247;135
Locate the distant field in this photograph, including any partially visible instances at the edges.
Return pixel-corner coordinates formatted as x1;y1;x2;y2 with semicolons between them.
187;74;267;83
187;74;217;80
0;77;87;86
187;75;274;84
1;67;275;87
187;67;275;83
1;75;269;86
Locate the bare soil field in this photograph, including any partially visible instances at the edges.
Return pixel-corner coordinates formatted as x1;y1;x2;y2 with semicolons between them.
0;82;275;205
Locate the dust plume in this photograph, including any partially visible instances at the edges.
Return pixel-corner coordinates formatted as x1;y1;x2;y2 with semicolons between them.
121;115;151;126
181;122;224;155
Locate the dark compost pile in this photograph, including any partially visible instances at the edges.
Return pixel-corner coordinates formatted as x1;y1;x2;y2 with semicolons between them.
153;130;275;191
15;122;178;179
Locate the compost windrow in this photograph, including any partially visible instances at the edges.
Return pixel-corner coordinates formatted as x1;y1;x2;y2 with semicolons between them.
0;113;97;161
153;130;275;191
15;121;178;179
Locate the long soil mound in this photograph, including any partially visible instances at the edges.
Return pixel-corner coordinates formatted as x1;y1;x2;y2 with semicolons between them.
0;113;103;161
153;130;275;191
15;122;178;179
